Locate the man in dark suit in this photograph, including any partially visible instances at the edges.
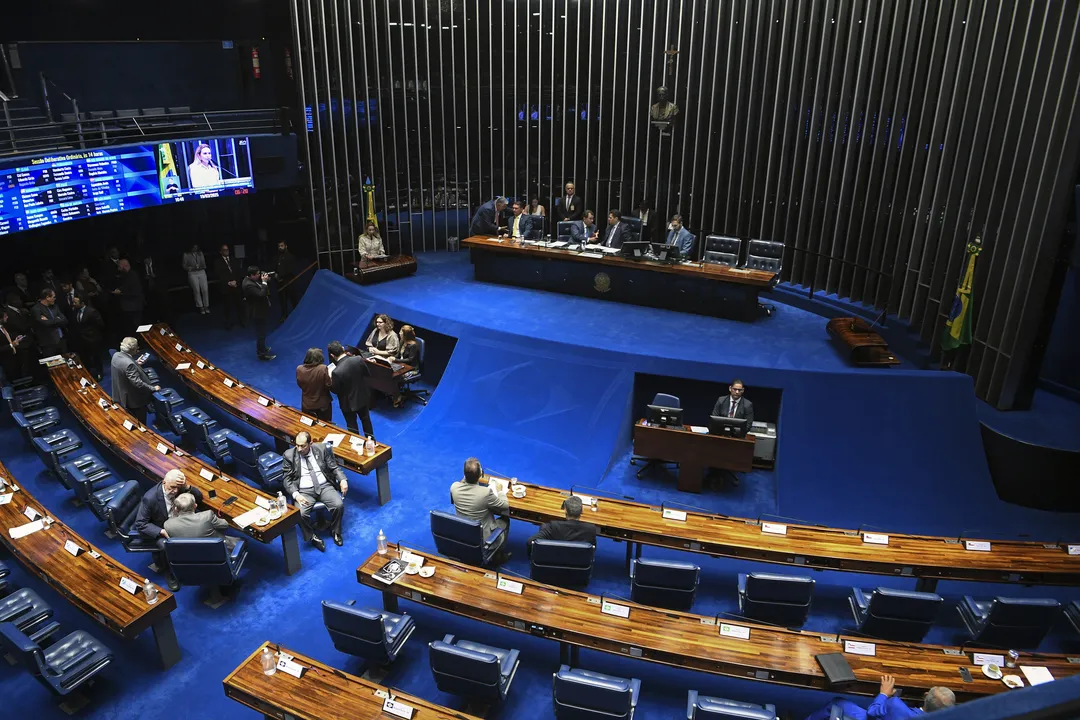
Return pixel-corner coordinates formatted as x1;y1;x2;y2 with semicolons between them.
110;336;160;424
554;181;584;222
283;431;348;550
1;299;34;380
569;210;599;245
134;469;204;591
71;294;105;380
241;266;276;361
213;244;245;329
0;309;28;381
5;273;34;309
327;340;375;438
600;209;631;250
31;288;68;358
712;378;754;427
274;240;298;320
469;197;508;236
36;269;61;301
110;259;144;336
57;280;76;320
501;200;540;240
525;495;596;557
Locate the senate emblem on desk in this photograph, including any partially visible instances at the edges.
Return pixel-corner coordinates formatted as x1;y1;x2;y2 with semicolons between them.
593;272;611;293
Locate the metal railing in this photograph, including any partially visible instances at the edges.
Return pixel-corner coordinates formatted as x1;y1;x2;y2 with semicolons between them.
0;45;16;100
782;245;895;327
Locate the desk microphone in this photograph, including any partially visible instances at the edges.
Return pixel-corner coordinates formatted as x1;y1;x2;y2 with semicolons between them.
849;523;889;537
661;500;713;516
757;513;826;528
600;591;634;606
714;610;793;631
570;484;635;501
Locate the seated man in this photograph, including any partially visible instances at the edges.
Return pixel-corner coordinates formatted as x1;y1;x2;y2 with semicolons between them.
501;199;539;240
450;457;510;561
663;214;696;257
525;495;596;556
569;210;599;245
469;196;508;236
134;469;205;591
283;430;348;551
805;674;955;719
712;378;754;427
164;492;238;551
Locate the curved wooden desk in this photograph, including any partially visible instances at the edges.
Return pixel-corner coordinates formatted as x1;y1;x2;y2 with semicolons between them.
500;480;1080;589
137;324;393;505
0;459;180;668
224;641;481;720
358;546;1080;701
48;357;304;575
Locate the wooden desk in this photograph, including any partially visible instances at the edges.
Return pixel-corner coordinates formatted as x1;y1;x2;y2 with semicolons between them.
0;460;180;668
137;325;393;505
48;357;305;575
224;641;481;720
501;480;1080;589
632;420;755;492
363;355;410;398
344;255;418;285
463;236;775;321
358;546;1080;701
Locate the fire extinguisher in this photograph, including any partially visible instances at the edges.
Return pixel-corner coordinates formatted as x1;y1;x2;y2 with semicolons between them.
284;48;294;80
251;47;262;79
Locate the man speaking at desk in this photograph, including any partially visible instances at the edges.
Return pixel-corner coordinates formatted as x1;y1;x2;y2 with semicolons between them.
469;197;508;236
712;378;754;428
664;214;696;257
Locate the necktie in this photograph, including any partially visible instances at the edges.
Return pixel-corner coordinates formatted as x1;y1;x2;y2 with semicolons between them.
667;230;675;245
78;308;84;323
513;216;520;237
729;399;737;418
606;226;614;246
302;453;322;490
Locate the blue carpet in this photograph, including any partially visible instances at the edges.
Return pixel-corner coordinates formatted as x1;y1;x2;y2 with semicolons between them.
2;254;1079;719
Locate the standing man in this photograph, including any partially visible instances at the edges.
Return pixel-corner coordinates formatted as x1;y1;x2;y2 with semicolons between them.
134;469;203;591
111;259;144;336
241;266;276;361
182;243;210;315
2;294;34;378
327;340;375;438
450;457;510;562
501;200;539;240
469;197;508;237
601;210;630;250
57;279;77;320
6;272;33;308
554;181;584;222
213;244;245;329
664;214;696;257
274;240;298;321
31;288;68;357
140;252;171;326
110;336;160;424
0;309;28;381
71;294;105;380
282;431;348;551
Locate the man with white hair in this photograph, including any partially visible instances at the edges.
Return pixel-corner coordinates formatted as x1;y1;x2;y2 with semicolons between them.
110;336;159;424
164;492;237;551
804;674;956;719
134;469;204;591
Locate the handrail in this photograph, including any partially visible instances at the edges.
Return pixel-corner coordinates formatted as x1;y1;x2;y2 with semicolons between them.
783;245;894;326
39;72;78;122
0;46;15;100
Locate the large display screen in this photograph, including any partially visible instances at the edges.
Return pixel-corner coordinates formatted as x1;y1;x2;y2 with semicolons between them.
157;137;254;202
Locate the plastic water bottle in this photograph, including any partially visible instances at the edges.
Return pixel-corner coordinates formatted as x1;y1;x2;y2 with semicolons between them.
364;435;376;457
143;579;159;605
377;529;388;555
271;492;284;520
261;647;277;675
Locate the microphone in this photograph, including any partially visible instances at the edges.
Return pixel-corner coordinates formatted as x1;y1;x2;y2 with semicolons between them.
714;610;794;631
661;499;713;515
570;484;634;501
757;513;827;529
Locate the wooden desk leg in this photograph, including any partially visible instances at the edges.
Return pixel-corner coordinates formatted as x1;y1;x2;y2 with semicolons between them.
152;616;182;669
376;464;391;506
382;590;400;613
281;528;302;576
678;464;705;493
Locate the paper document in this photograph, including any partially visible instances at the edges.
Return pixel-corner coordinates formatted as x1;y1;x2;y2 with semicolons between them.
689;425;709;434
323;433;346;448
583;244;605;251
579;253;604;259
1020;666;1054;686
551;241;569;248
328;362;336;375
135;324;153;332
9;520;44;539
175;362;191;371
233;507;267;530
0;493;12;505
599;247;620;254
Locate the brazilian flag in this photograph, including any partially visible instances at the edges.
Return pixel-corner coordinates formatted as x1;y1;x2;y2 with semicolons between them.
942;235;983;352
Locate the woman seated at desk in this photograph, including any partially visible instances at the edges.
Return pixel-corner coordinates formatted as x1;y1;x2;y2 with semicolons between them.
357;222;386;261
392;324;420;408
366;313;400;358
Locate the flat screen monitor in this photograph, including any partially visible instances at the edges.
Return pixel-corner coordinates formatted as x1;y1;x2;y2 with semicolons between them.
157;137;254;202
646;404;683;429
651;242;682;262
709;414;748;438
620;240;651;259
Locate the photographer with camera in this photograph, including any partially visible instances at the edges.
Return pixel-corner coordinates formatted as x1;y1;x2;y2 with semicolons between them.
242;266;276;361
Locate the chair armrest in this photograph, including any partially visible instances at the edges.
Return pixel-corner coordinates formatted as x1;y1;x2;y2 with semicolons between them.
229;539;247;563
485;527;505;547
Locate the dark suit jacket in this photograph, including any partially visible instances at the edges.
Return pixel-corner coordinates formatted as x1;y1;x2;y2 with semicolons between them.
213;254;242;289
600;222;631;250
3;305;33;348
73;306;104;345
116;270;143;313
712;395;754;428
282;443;347;499
469;200;503;236
110;350;156;409
242;277;270;320
554;194;584;222
275;251;297;281
31;301;67;352
134;483;204;540
570;221;598;244
505;213;539;240
330;354;371;411
526;519;597;554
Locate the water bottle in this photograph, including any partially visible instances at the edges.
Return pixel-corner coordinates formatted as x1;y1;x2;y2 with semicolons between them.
377;528;388;555
364;435;376;457
143;579;159;605
261;647;277;675
270;492;284;520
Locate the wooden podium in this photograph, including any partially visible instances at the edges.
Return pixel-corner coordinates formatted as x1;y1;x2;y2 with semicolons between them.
632;420;755;493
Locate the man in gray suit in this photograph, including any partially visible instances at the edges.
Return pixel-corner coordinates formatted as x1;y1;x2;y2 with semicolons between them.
110;336;159;424
282;430;348;552
164;492;238;551
450;457;510;561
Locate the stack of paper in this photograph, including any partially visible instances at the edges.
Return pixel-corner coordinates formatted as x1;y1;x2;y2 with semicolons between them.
9;520;44;539
323;433;346;448
233;507;267;529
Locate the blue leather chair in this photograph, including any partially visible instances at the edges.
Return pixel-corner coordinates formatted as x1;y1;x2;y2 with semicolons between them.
0;589;61;644
0;621;113;699
687;691;776;719
151;388;189;436
622;216;643;242
32;429;83;477
11;407;61;442
0;560;8;596
164;537;248;607
321;600;415;664
2;383;49;413
398;337;430;406
429;634;520;702
702;235;743;267
180;408;234;466
849;587;942;642
58;452;110;492
957;596;1061;649
630;558;700;611
737;572;815;628
557;221;575;244
225;433;285;491
530;540;595;588
1066;600;1080;635
104;480;161;557
88;481;129;523
430;509;505;566
553;665;640;719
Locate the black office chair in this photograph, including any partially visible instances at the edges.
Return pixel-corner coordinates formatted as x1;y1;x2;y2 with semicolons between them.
104;480;162;563
0;589;61;644
629;393;681;478
703;235;742;267
746;239;784;316
529;540;595;588
957;596;1061;649
399;337;430;406
737;572;815;627
630;557;701;611
622;216;643;243
849;586;942;642
1066;600;1080;636
553;665;640;719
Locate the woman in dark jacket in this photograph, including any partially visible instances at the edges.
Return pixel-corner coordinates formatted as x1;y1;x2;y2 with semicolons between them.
296;347;333;421
393;325;420;407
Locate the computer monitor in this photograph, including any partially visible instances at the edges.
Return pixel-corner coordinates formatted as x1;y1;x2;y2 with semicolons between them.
651;242;682;262
709;415;748;438
620;241;652;259
646;404;684;428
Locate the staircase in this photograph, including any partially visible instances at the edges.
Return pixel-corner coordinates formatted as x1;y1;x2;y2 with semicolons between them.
0;97;72;157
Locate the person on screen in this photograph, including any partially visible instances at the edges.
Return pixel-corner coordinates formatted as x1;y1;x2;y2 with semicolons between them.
188;142;222;189
357;222;385;261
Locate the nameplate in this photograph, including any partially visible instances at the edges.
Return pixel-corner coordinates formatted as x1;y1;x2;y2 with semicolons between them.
80;378;89;387
762;522;788;535
64;540;82;557
257;397;270;407
223;378;234;388
300;416;314;426
119;577;139;595
174;343;183;352
496;577;524;594
662;508;687;521
276;657;305;678
719;623;750;640
382;698;414;719
237;383;245;389
98;398;110;410
208;365;215;370
196;361;206;369
24;506;40;521
862;533;889;545
136;324;152;332
175;362;191;371
156;443;169;455
373;689;390;700
0;494;11;505
943;648;965;656
1068;545;1080;555
586;596;601;605
159;328;167;335
199;468;214;481
965;540;991;552
844;640;876;656
122;419;135;431
700;617;716;625
973;652;1005;667
601;601;630;619
255;496;272;510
